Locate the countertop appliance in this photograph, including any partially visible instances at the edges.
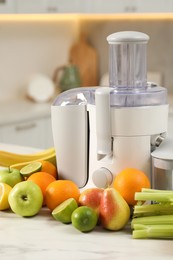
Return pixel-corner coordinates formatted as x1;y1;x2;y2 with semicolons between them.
151;138;173;190
51;31;168;189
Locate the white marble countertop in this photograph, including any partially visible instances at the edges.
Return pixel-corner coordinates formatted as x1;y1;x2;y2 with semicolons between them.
0;143;173;260
1;207;173;260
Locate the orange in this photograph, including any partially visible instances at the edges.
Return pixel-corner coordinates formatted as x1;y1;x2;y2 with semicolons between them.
45;180;80;211
27;171;56;205
39;160;58;179
113;168;150;206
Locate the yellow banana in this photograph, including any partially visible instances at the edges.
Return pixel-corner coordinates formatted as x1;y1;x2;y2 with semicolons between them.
0;147;55;167
29;147;55;156
10;152;57;170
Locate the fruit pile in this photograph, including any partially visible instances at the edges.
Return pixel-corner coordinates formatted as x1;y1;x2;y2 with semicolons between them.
0;159;58;216
0;148;153;234
0;160;131;232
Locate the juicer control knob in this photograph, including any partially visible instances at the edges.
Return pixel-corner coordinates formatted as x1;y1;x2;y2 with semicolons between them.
92;168;113;188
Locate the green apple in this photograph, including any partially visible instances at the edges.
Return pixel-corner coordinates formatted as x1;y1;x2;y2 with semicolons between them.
0;168;24;187
8;181;43;217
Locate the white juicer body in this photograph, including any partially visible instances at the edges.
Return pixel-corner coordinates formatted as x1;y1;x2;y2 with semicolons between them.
51;95;168;189
51;31;168;189
86;101;168;189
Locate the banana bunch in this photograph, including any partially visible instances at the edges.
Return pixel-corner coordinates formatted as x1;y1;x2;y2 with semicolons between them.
0;147;56;170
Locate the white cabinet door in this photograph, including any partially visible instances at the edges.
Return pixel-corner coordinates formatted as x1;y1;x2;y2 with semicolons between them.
1;119;45;149
13;0;148;14
0;0;16;13
79;0;136;14
0;127;2;142
82;0;173;13
136;0;173;13
43;117;54;148
45;0;81;13
16;0;81;14
16;0;46;13
8;0;173;14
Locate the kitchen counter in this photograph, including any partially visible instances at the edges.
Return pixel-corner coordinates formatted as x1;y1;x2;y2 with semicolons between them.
0;97;55;149
0;143;173;260
1;208;173;260
0;97;52;126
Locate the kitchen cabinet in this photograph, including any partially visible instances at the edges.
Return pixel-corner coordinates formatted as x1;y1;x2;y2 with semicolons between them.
78;0;136;14
0;0;16;13
44;117;54;148
44;0;82;13
0;116;54;149
15;0;82;14
11;0;142;14
15;0;46;14
135;0;173;13
1;0;173;14
80;0;173;14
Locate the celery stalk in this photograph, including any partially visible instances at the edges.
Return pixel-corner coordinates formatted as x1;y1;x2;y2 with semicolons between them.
133;204;173;217
132;189;173;239
133;224;173;239
142;188;173;193
135;192;173;203
131;215;173;229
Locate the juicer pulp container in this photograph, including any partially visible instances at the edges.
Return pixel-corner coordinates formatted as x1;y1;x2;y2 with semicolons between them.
152;138;173;190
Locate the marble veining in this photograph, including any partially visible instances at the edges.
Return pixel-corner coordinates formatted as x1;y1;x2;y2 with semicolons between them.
0;207;173;260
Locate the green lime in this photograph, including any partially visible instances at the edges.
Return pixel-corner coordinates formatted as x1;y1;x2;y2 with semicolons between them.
52;198;78;224
20;161;42;177
71;206;98;232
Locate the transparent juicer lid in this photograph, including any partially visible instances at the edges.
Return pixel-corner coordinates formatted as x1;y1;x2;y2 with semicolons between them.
53;31;167;107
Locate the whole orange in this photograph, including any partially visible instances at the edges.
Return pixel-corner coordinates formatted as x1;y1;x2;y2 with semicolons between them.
39;160;58;179
27;171;56;205
113;168;150;206
45;180;80;211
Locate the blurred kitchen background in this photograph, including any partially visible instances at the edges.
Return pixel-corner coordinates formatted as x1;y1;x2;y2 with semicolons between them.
0;0;173;149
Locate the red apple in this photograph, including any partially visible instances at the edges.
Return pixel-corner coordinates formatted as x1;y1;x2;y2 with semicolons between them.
99;187;130;231
79;188;104;216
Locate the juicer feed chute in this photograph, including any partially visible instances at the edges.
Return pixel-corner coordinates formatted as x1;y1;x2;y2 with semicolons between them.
51;31;168;189
108;31;149;90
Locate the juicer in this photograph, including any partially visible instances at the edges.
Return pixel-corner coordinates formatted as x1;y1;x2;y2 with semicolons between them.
51;31;168;189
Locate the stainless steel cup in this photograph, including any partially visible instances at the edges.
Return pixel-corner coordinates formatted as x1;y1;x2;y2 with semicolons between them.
151;138;173;190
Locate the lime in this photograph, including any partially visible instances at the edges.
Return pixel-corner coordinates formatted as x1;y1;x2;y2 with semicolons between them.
0;182;12;210
52;198;78;224
71;206;98;232
20;161;42;177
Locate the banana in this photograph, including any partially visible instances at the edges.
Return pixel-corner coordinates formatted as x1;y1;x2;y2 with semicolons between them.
0;147;55;167
29;147;55;157
10;152;57;170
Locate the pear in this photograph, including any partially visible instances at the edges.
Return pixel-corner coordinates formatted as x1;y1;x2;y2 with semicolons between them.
99;187;130;231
